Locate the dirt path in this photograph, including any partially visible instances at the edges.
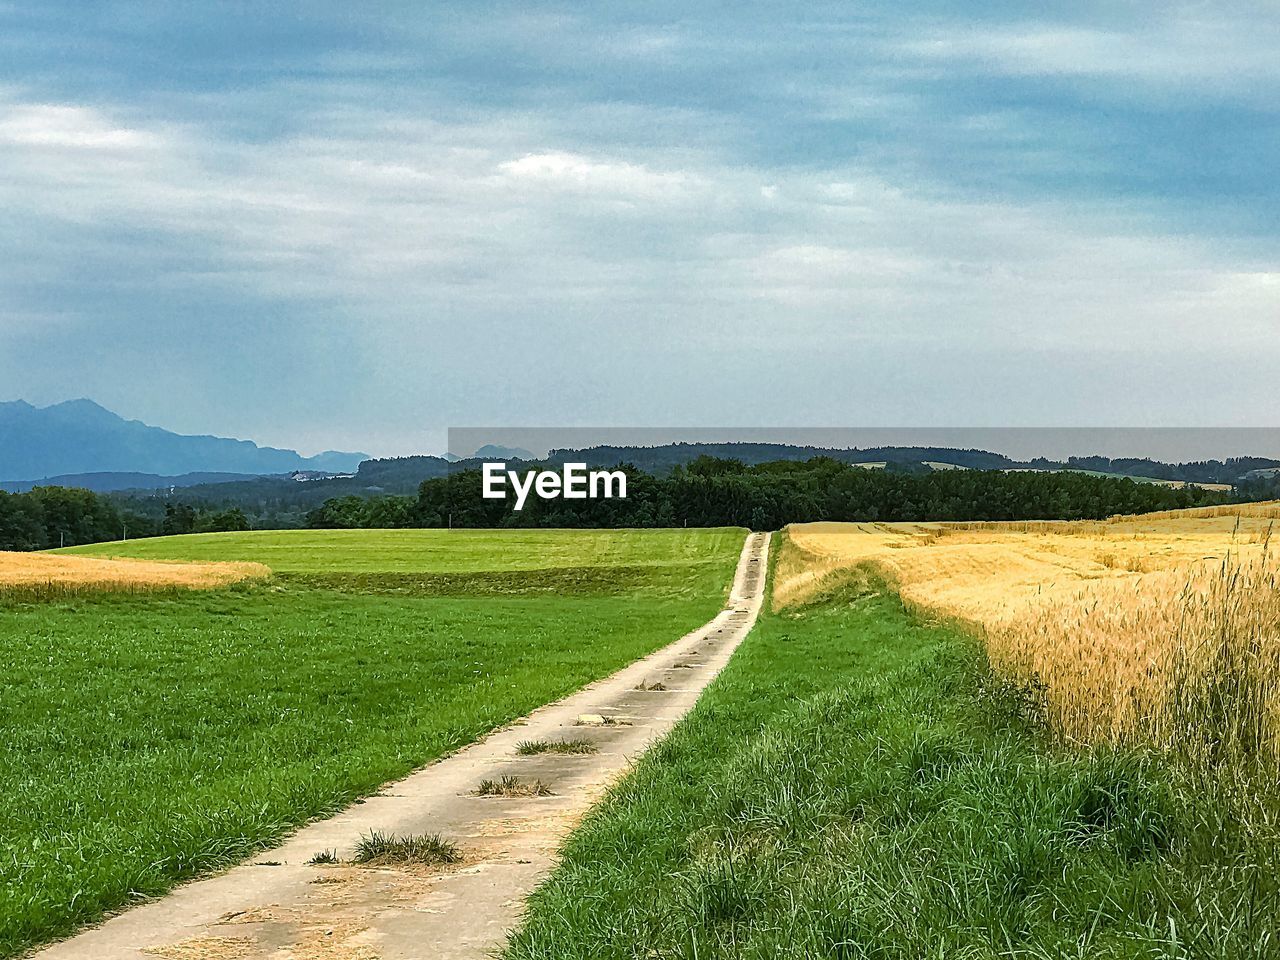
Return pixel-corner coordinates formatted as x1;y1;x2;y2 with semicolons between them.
35;532;770;960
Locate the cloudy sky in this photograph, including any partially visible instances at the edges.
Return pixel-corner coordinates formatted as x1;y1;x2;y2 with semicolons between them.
2;2;1277;456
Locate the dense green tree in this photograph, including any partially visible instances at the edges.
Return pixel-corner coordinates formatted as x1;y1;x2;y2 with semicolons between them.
0;491;47;550
0;486;153;550
162;503;198;535
196;507;251;533
305;496;374;529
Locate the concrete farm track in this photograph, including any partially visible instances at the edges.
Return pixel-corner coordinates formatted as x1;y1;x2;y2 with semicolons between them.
35;531;770;960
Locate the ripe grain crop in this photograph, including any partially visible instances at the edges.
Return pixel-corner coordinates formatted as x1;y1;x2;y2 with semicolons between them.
986;550;1280;756
778;505;1280;766
0;551;269;595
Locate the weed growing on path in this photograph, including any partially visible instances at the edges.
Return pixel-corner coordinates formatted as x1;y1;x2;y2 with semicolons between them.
351;832;461;866
477;776;553;798
515;739;597;756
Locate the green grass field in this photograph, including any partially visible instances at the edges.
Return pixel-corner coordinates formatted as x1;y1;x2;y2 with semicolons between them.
506;566;1280;959
63;528;724;574
1;528;743;958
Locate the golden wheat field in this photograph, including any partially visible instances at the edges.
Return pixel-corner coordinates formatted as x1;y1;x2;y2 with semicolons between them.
778;502;1280;758
0;551;270;593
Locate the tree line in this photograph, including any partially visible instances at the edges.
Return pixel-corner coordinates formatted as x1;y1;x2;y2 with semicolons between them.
0;458;1257;551
0;487;249;551
306;457;1236;530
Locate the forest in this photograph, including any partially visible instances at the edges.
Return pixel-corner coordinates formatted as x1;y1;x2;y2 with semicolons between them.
0;487;248;551
307;457;1239;531
2;456;1268;550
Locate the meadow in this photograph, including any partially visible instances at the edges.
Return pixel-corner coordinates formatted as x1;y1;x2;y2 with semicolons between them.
507;564;1280;958
63;528;725;575
0;528;744;958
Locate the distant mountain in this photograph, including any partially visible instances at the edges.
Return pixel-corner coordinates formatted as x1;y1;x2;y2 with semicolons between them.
0;399;368;482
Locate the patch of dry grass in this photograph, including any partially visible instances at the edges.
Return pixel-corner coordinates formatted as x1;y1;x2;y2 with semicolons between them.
515;738;596;756
0;551;269;596
1123;501;1280;522
476;775;553;798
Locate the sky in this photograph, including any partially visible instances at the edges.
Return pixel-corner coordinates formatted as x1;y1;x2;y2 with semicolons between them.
2;2;1278;457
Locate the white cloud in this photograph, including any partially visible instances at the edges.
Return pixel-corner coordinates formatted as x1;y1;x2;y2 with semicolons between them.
2;89;1277;358
496;151;694;199
902;15;1280;98
0;102;160;149
2;37;1279;440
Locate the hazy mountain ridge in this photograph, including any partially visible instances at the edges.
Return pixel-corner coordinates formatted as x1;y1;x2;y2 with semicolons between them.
0;399;367;482
7;402;1279;511
545;442;1280;484
0;471;270;494
546;442;1015;473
